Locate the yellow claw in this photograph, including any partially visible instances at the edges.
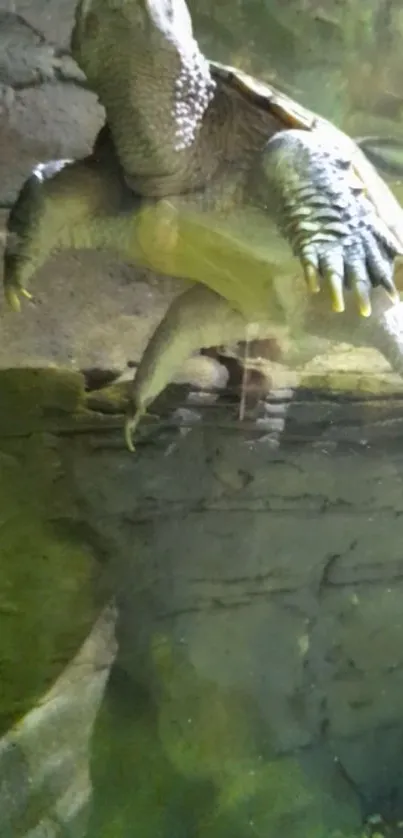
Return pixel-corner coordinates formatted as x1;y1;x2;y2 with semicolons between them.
124;407;145;453
386;287;400;306
358;299;372;318
21;288;33;301
304;264;320;294
329;276;345;313
124;419;137;453
5;286;32;311
331;295;345;314
6;288;21;312
355;286;372;318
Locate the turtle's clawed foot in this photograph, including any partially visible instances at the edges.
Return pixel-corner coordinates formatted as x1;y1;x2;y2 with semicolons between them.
300;234;400;318
261;129;402;318
4;282;33;312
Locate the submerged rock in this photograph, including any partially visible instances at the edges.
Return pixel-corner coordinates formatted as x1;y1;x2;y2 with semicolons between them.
2;367;403;834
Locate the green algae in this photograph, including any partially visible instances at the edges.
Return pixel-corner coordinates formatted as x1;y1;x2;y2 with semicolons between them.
149;633;361;837
0;367;85;434
0;370;100;734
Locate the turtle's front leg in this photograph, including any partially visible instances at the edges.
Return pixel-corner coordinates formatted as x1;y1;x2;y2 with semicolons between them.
3;152;127;310
254;127;402;317
4;159;71;310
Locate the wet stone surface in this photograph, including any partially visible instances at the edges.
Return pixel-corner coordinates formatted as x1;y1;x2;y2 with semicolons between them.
1;369;403;834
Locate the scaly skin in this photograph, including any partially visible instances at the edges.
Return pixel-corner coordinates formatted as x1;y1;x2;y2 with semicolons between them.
4;143;403;453
68;0;403;316
5;0;403;450
3;128;145;311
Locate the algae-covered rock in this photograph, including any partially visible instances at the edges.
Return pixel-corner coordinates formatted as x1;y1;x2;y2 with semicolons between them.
0;441;98;732
3;364;403;834
0;368;104;735
146;633;361;837
0;367;85;435
0;606;116;838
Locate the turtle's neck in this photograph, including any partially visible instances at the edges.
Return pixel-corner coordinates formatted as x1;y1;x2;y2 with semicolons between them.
71;0;216;196
100;34;216;196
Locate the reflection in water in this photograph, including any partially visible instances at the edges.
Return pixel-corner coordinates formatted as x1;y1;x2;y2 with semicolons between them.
3;0;403;836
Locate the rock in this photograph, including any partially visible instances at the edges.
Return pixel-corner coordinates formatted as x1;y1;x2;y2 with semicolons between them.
0;368;109;738
0;369;398;833
0;605;116;837
73;383;403;832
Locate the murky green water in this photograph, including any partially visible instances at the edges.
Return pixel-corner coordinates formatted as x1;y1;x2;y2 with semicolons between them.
3;1;403;837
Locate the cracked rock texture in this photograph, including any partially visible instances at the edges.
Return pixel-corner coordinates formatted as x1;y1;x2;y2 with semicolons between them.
1;370;403;834
0;2;99;204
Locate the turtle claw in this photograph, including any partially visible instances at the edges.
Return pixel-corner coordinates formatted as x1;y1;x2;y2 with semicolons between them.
328;273;345;314
5;284;33;312
303;251;346;312
386;287;401;307
263;129;402;319
357;296;371;318
5;287;22;312
303;263;320;294
124;416;138;453
124;421;136;453
124;406;146;453
354;283;372;318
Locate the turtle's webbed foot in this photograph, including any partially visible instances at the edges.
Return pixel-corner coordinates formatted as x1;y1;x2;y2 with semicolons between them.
260;129;402;317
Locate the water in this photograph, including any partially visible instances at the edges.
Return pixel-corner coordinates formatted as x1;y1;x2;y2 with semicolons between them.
2;1;403;836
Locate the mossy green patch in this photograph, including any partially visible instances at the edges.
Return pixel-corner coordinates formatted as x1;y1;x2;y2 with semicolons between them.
148;634;361;837
0;367;86;435
0;390;97;734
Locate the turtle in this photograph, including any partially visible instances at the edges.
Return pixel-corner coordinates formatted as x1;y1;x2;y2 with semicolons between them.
4;0;403;450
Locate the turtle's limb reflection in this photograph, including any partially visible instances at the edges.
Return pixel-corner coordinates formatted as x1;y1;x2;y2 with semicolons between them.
125;283;403;452
125;285;269;451
124;284;326;452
